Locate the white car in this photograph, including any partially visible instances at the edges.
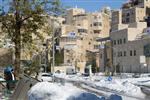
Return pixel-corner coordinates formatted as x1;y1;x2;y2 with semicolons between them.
37;73;53;82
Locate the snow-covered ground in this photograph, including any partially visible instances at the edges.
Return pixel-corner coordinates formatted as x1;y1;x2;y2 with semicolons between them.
28;82;101;100
54;73;150;99
28;73;150;100
28;82;123;100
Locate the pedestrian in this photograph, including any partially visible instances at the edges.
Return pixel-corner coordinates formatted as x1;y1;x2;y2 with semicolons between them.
4;66;15;90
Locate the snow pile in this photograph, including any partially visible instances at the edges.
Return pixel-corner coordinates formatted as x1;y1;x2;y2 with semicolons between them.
121;81;143;96
54;73;150;98
28;82;100;100
54;73;87;82
94;78;145;97
126;77;150;86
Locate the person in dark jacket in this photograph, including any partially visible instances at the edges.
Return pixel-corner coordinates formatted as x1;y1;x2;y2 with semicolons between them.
4;67;15;90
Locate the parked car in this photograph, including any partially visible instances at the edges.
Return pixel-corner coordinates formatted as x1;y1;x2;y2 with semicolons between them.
82;73;89;77
66;68;76;75
37;73;53;82
141;85;150;95
132;73;140;78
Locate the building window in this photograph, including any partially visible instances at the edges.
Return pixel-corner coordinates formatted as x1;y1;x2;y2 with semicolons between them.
94;30;101;34
66;50;69;53
117;52;123;57
94;16;97;19
130;50;132;56
93;22;102;26
120;39;122;44
134;50;136;56
120;52;122;57
113;40;116;45
78;29;87;33
124;38;126;44
117;40;120;45
126;13;130;17
93;23;96;26
100;54;102;58
67;60;70;63
89;42;91;45
126;18;130;23
124;51;126;56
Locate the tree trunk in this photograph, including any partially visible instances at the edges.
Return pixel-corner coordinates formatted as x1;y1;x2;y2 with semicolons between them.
14;32;21;77
14;1;22;77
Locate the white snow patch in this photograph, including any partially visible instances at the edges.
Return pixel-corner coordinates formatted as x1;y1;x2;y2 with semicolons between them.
54;73;149;98
28;82;100;100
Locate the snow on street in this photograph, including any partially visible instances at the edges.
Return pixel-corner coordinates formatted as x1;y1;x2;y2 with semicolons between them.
27;73;150;100
54;73;150;100
28;82;102;100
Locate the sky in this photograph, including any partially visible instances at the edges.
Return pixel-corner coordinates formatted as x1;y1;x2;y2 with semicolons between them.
61;0;127;12
0;0;128;13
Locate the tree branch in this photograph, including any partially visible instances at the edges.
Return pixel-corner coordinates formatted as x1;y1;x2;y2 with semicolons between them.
2;23;11;34
21;16;31;22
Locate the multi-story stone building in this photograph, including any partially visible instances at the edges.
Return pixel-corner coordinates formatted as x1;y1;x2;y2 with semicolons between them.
109;0;150;73
60;7;111;73
122;0;150;9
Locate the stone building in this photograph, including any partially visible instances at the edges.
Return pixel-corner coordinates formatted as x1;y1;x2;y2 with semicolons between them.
109;0;150;73
59;7;111;73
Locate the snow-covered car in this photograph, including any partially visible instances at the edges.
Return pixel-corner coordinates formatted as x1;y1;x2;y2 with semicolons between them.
37;73;53;82
132;73;140;78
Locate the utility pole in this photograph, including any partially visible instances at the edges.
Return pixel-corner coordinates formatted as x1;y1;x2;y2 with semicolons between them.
45;39;49;72
51;16;61;75
52;19;55;74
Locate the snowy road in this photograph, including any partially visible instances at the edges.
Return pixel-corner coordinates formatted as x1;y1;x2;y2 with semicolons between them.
10;74;150;100
54;76;150;100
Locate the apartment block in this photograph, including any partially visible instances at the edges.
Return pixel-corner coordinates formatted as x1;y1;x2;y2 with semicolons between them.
122;0;150;8
122;7;145;24
66;8;85;24
60;7;111;73
109;0;150;73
